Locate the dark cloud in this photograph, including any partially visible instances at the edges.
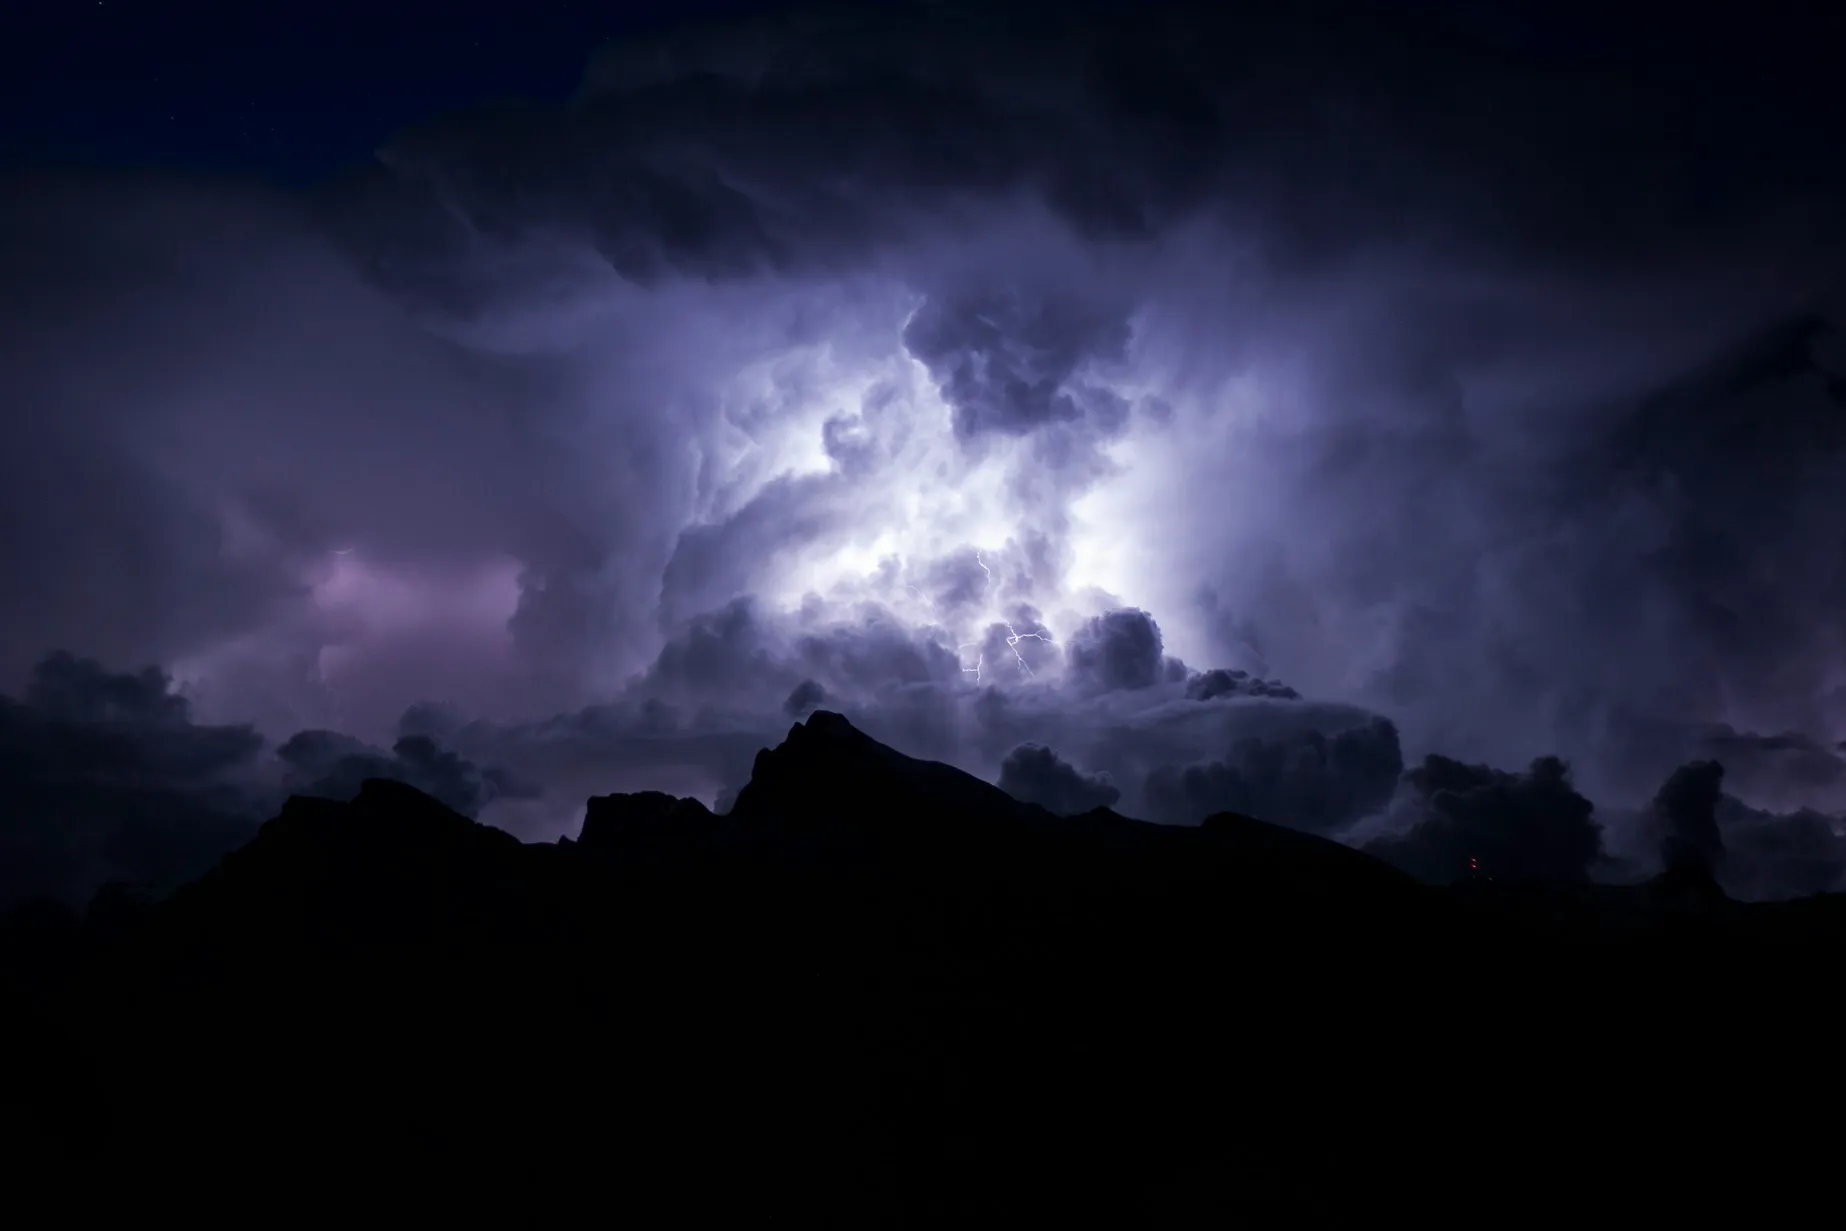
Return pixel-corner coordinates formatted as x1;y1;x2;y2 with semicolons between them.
348;3;1844;284
1064;609;1166;693
0;649;550;908
24;653;198;726
1186;668;1301;702
643;598;795;702
1693;725;1846;811
793;611;964;692
1594;761;1846;899
997;743;1120;815
1365;754;1603;887
1144;717;1403;833
901;287;1133;438
1715;797;1846;901
275;728;540;819
0;653;268;908
783;679;833;718
1652;760;1726;876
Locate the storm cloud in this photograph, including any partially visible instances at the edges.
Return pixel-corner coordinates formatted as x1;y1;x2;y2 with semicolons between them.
3;2;1844;900
1364;754;1604;888
1653;759;1727;876
276;728;541;819
1142;715;1404;832
998;743;1120;816
0;652;540;908
0;654;268;906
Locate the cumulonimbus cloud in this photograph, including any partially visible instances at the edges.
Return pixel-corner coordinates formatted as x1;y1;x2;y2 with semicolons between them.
1;2;1843;902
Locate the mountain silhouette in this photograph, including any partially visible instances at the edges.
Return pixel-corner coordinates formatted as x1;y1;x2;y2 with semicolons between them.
3;712;1841;1220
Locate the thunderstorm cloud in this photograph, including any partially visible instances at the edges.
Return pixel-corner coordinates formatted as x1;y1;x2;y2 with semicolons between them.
2;1;1844;904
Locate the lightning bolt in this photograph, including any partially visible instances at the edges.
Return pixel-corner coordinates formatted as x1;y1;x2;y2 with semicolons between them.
906;579;993;680
905;554;1054;683
952;551;1054;683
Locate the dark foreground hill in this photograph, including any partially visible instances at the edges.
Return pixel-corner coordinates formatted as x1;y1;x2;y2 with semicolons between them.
3;711;1843;1220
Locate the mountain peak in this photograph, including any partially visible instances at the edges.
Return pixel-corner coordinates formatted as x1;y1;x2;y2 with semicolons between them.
792;708;866;742
730;710;1031;826
578;790;719;853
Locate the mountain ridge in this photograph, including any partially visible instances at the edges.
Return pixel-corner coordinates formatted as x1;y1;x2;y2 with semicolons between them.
4;710;1842;1221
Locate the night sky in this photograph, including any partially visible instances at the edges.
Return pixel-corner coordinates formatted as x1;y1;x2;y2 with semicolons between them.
3;1;783;181
3;0;1845;907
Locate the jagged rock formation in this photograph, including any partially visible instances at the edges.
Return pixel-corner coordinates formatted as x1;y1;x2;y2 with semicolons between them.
576;789;720;854
2;712;1841;1220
